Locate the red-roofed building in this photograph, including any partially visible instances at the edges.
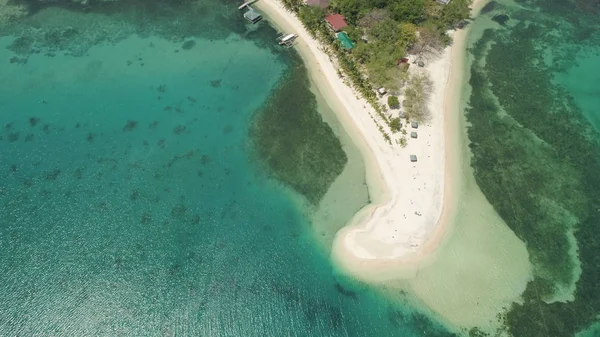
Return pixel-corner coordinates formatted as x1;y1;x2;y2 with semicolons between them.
325;14;348;32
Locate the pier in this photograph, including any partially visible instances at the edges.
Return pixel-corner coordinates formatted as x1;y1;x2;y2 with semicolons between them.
238;0;258;10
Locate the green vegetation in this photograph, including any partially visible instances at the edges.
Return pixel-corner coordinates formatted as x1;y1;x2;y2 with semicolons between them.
250;55;347;206
403;73;432;122
327;0;471;90
387;95;400;109
280;0;471;143
466;17;600;337
389;117;401;132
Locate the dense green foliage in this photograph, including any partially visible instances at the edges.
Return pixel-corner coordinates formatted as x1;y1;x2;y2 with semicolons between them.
387;95;400;109
328;0;471;90
298;5;327;36
466;8;600;337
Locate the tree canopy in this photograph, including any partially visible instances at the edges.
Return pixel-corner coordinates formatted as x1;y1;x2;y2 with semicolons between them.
283;0;472;136
324;0;471;89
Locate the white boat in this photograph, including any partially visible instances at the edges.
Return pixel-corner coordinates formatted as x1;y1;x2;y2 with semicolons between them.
278;34;297;46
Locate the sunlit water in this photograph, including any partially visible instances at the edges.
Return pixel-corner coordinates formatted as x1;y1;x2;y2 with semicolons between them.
0;2;456;336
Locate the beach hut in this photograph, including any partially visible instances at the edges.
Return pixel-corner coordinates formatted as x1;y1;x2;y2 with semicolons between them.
244;9;262;24
410;155;418;162
411;131;418;139
411;121;419;129
325;14;348;32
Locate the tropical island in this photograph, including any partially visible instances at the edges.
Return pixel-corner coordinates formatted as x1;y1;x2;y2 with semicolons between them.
1;0;599;336
254;0;512;334
254;0;475;274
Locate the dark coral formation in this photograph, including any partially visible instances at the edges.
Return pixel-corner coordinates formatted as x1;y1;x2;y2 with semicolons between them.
8;132;20;142
2;0;252;61
73;167;83;180
181;40;195;50
170;203;187;218
466;2;600;335
249;57;347;205
333;283;357;300
200;154;210;166
172;125;186;135
45;169;61;181
9;57;28;64
122;120;137;132
491;14;509;25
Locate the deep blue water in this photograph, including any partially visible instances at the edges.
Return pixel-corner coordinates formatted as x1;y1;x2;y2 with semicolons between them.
0;3;455;336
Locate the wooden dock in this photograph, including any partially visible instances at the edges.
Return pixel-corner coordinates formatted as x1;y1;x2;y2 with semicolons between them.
238;0;257;10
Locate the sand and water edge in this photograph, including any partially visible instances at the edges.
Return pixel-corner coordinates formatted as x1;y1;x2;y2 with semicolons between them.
255;0;533;333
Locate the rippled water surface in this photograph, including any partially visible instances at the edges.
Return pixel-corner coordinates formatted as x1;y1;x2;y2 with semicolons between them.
0;1;455;336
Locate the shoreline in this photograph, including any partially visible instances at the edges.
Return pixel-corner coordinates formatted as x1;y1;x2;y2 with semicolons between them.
255;0;486;281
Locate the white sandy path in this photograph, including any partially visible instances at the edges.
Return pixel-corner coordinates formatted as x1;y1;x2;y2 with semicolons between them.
255;0;480;280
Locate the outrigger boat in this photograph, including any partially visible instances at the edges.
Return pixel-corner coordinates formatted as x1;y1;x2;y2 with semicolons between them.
277;33;297;47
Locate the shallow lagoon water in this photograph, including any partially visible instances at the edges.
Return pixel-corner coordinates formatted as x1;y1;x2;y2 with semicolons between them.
464;0;600;335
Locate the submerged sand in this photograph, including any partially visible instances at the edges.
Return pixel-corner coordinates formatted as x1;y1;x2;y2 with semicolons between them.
256;0;532;332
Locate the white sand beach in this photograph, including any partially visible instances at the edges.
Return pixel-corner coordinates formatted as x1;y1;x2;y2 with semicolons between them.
255;0;478;279
256;1;535;332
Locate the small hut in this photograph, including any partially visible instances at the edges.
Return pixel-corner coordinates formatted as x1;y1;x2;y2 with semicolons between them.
377;87;387;96
411;121;419;129
411;131;418;139
325;14;348;32
244;9;262;24
410;155;418;162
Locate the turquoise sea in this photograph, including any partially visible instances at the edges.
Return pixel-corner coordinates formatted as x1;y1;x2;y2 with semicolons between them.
3;0;599;335
0;1;455;336
465;0;600;335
